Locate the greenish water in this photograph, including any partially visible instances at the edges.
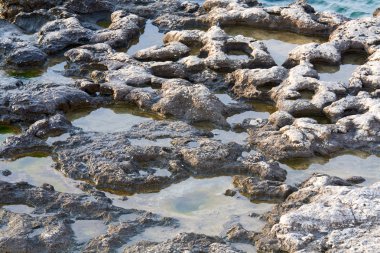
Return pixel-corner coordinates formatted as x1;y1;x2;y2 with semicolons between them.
0;125;19;145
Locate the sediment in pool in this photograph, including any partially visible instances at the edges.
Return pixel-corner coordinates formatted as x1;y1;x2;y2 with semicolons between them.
109;176;273;241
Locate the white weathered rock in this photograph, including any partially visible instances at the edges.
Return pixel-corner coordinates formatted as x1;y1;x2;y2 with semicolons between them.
258;174;380;252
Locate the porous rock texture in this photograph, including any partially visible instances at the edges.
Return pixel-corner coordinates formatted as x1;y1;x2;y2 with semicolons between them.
0;0;379;252
0;180;177;253
256;174;380;252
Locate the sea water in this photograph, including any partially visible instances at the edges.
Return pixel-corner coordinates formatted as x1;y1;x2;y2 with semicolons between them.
259;0;377;18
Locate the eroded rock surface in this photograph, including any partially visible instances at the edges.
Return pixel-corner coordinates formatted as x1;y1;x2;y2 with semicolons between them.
257;174;380;252
0;181;177;253
123;233;242;253
0;0;379;251
51;120;286;194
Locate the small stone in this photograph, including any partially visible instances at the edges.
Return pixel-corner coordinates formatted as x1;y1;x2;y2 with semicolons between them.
224;189;237;197
346;176;366;184
120;196;128;201
42;183;55;191
374;8;380;17
1;169;12;176
248;212;260;218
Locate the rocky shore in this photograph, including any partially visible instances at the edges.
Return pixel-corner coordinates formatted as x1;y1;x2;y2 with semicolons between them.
0;0;379;252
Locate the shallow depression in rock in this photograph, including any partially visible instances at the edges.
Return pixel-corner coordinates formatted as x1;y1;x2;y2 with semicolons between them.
4;56;72;85
223;26;326;65
71;220;108;244
110;177;273;238
315;50;368;83
282;152;380;186
67;105;165;133
0;125;18;144
127;21;164;55
0;157;81;194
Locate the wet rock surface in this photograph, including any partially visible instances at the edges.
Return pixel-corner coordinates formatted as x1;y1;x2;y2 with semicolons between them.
50;120;286;194
0;0;379;252
0;180;177;253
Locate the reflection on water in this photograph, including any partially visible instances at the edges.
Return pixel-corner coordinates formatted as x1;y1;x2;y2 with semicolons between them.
0;157;81;194
227;110;270;125
129;138;172;147
110;177;273;238
215;93;239;106
4;56;72;84
315;51;368;83
282;152;380;186
2;204;35;214
126;226;180;247
212;129;248;145
232;243;257;253
127;21;164;55
68;105;165;133
71;220;108;244
226;50;251;61
223;26;326;65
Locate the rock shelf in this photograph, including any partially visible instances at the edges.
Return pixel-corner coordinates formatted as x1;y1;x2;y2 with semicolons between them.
0;0;379;252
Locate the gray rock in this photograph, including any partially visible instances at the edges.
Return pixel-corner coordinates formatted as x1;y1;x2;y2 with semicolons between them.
233;176;297;201
152;79;230;127
134;42;191;62
38;17;93;54
0;181;177;253
228;66;288;100
257;174;380;252
123;232;242;253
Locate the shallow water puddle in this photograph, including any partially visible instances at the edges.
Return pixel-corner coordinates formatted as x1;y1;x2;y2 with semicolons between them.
215;93;239;106
227;110;270;125
78;11;112;29
5;55;71;82
223;26;326;65
212;129;249;145
68;105;165;133
110;177;273;237
315;51;368;83
71;220;108;244
129;138;172;147
127;21;164;55
0;157;81;194
225;97;275;125
226;50;251;61
2;204;35;214
233;243;257;253
282;152;380;186
126;226;180;247
0;125;18;145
